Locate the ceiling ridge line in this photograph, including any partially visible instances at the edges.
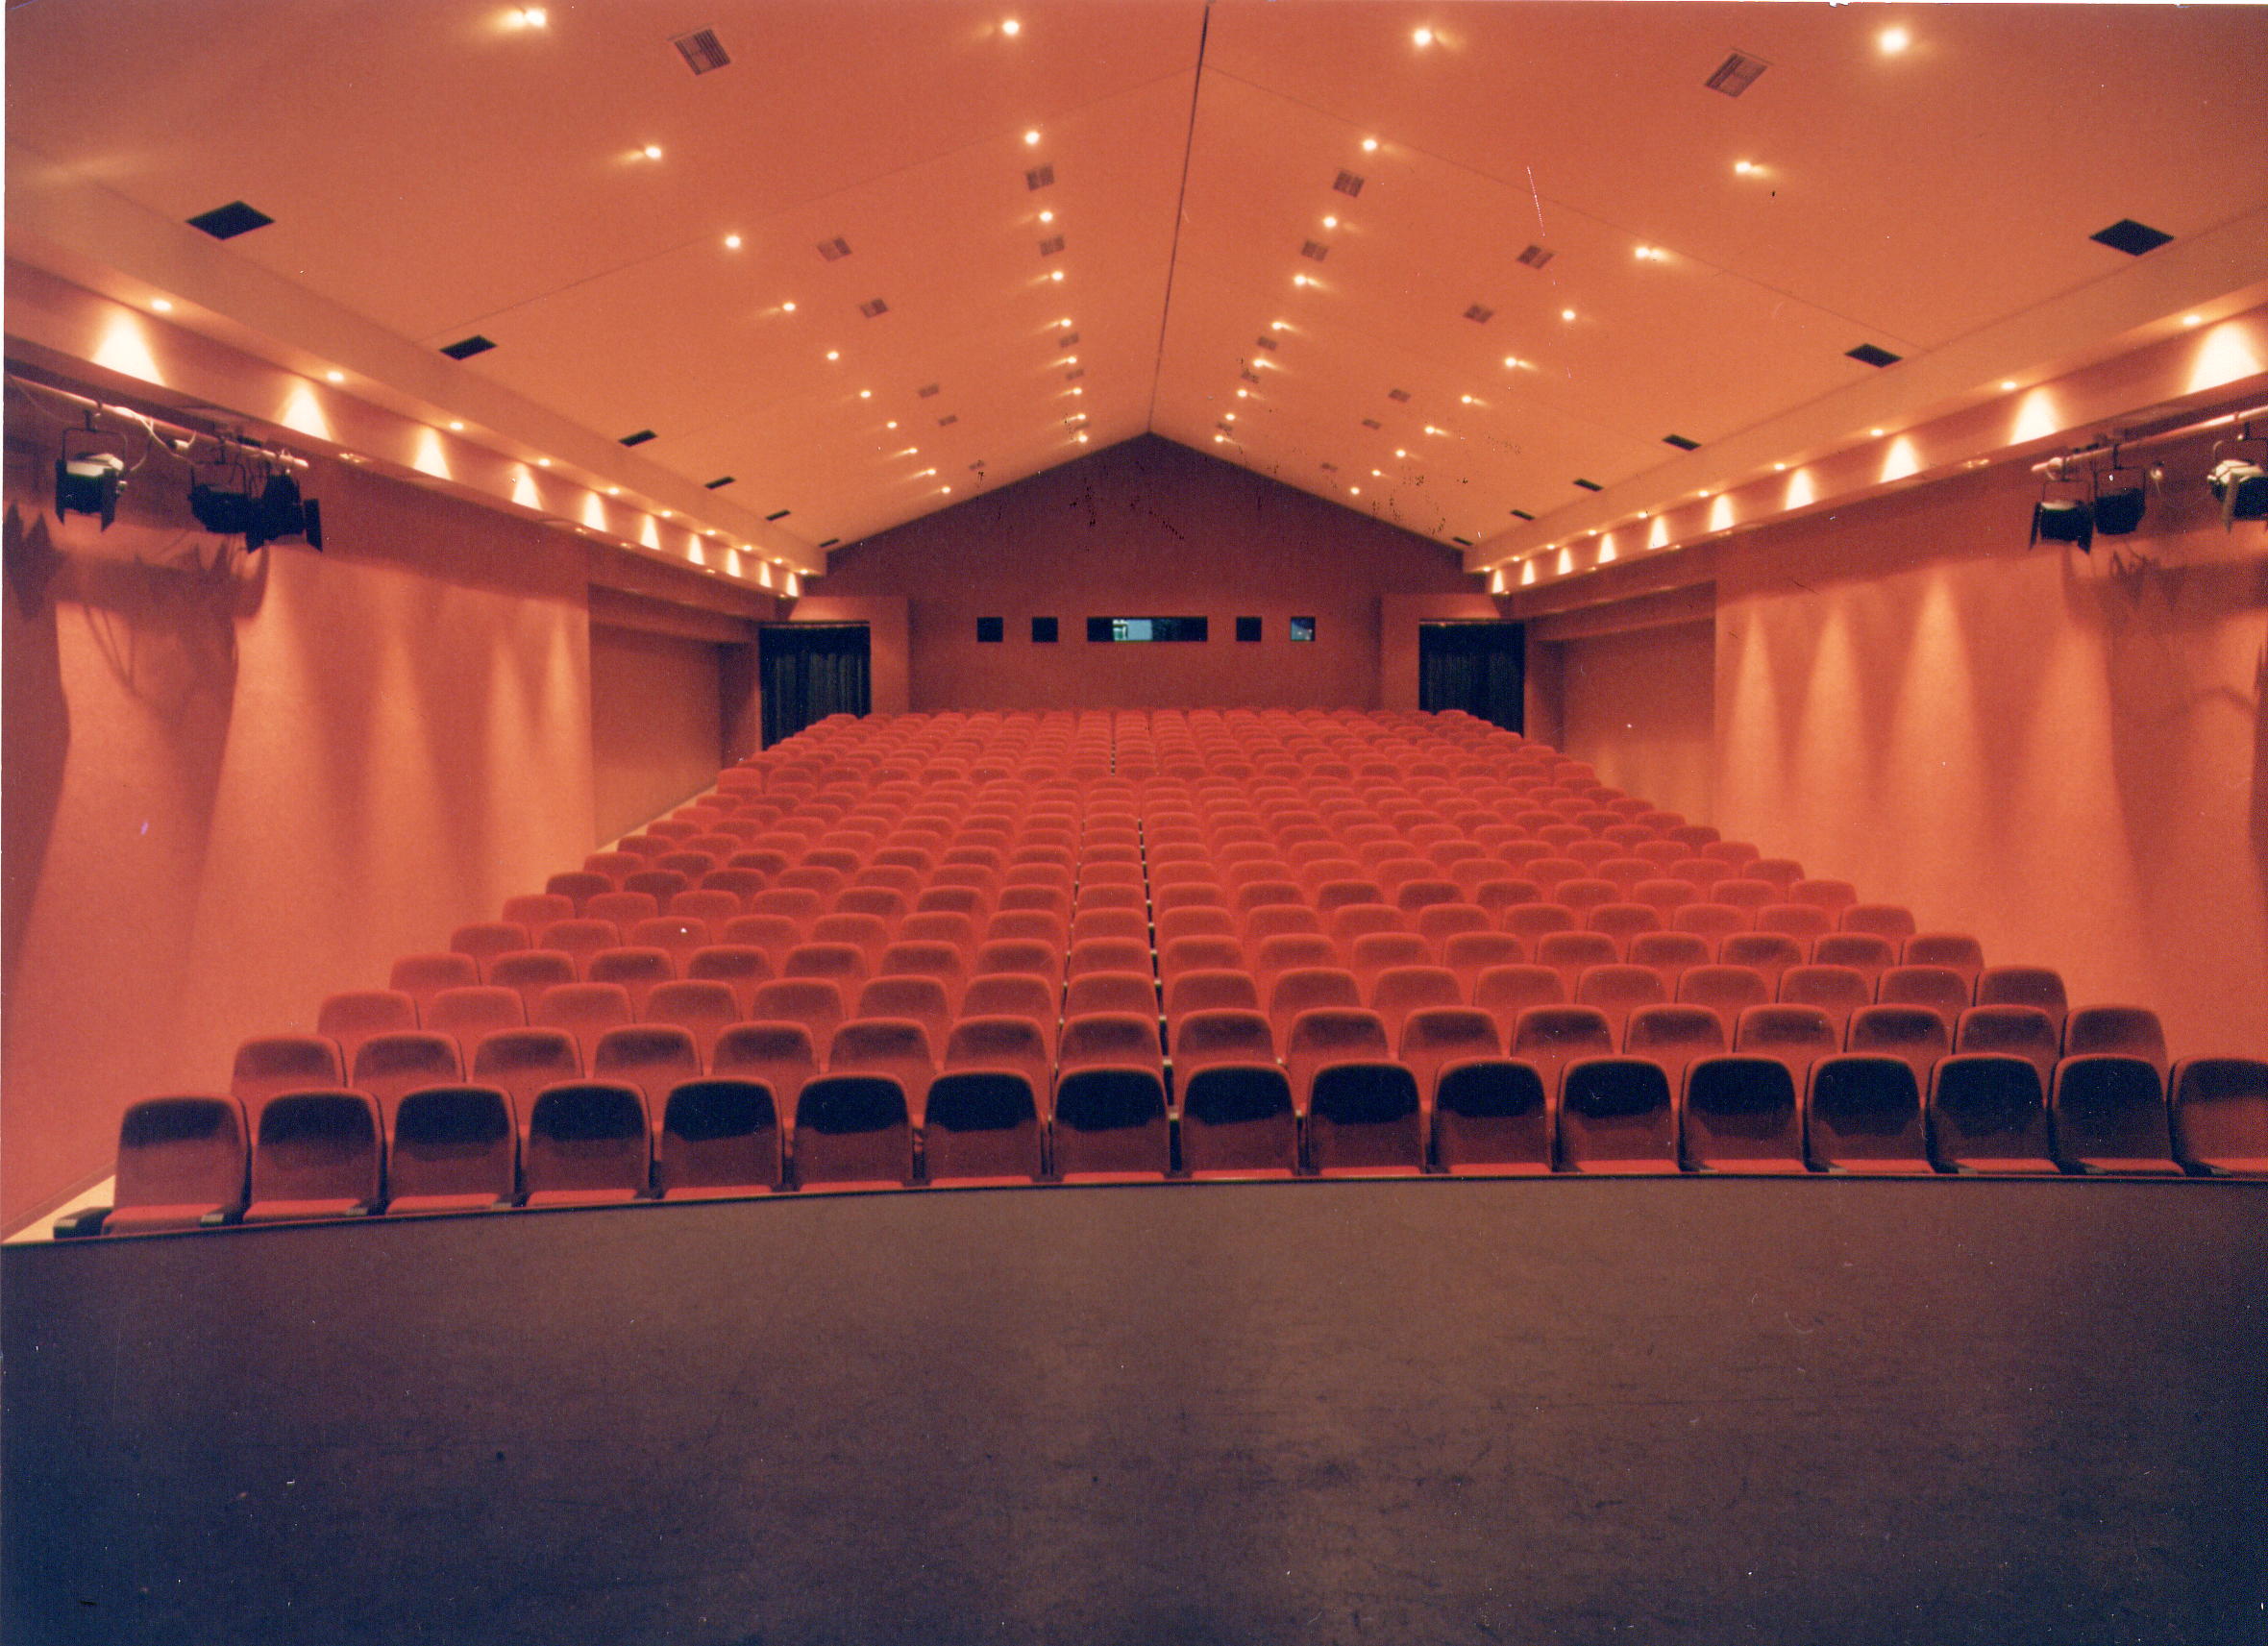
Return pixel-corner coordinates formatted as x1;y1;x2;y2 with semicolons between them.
425;63;1212;345
1144;1;1213;436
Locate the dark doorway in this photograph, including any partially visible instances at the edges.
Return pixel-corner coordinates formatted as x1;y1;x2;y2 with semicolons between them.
1419;621;1525;731
758;623;871;747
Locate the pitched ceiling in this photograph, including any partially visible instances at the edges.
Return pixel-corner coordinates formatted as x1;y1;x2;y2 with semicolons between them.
9;0;2267;568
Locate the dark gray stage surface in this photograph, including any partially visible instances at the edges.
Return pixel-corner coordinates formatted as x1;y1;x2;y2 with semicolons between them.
6;1177;2264;1646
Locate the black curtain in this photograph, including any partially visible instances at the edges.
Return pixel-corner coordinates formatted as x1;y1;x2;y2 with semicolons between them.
1418;622;1524;731
759;624;871;747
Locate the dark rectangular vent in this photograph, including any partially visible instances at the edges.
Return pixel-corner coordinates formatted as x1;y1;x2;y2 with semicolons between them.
619;429;657;447
1064;367;1085;381
671;28;730;74
1300;240;1329;261
440;334;497;360
936;414;957;427
1240;369;1261;384
1360;418;1382;430
1254;335;1277;351
817;237;851;261
2090;218;2173;257
1319;461;1338;473
1516;244;1554;270
1387;388;1412;404
1663;433;1701;451
976;616;1004;643
1024;165;1055;190
819;538;840;549
1846;342;1902;368
1332;170;1365;196
703;476;735;490
858;298;890;319
1032;616;1058;643
187;201;273;239
1038;234;1065;257
1451;536;1474;547
1510;508;1536;521
1057;332;1079;349
917;382;941;399
764;509;792;521
1235;616;1263;643
1572;478;1604;492
1464;304;1494;324
1706;49;1769;96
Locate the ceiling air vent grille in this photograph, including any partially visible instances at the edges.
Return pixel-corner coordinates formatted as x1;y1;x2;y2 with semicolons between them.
1846;342;1902;367
1387;388;1412;404
1572;478;1604;492
704;476;735;490
819;538;840;549
816;237;851;261
917;382;941;399
1024;165;1055;191
859;298;890;319
671;28;730;75
1254;335;1277;351
1319;462;1338;473
1332;170;1365;196
1663;433;1701;451
764;509;791;522
1706;50;1769;96
1038;234;1066;257
440;334;496;360
1510;508;1536;521
1452;536;1474;547
1300;240;1329;261
618;429;657;447
1464;304;1494;324
1065;367;1086;381
1058;332;1079;349
2090;218;2173;257
1240;369;1262;385
1516;244;1555;270
936;414;958;427
1360;418;1382;430
186;200;274;239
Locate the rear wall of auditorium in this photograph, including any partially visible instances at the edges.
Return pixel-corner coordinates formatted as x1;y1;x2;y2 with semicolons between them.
815;435;1486;710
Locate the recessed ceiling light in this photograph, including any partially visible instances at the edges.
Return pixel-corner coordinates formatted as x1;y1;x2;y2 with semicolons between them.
1734;159;1758;175
1372;469;1383;477
1361;137;1379;152
511;7;547;27
2182;313;2204;326
1059;317;1073;328
782;301;797;312
641;144;663;160
1879;25;1911;54
1049;269;1064;282
1023;130;1041;145
2000;380;2018;391
150;297;174;312
1773;462;1787;472
1869;428;1886;437
1222;411;1234;421
325;369;344;382
1413;27;1432;46
448;420;464;431
826;350;840;361
1395;449;1408;458
660;508;672;517
1075;432;1089;443
1460;394;1474;405
1001;17;1020;35
1072;386;1084;396
1236;389;1248;399
606;486;620;495
724;233;742;250
886;420;898;429
1350;485;1363;495
1503;356;1523;369
537;457;553;467
1294;274;1311;286
1561;308;1576;322
859;389;873;399
1214;434;1226;444
1321;215;1338;230
942;486;952;494
1038;209;1054;224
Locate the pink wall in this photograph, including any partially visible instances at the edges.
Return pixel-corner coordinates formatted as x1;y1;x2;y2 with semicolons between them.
1712;438;2268;1060
2;440;598;1227
816;436;1483;710
1556;619;1716;823
589;624;724;845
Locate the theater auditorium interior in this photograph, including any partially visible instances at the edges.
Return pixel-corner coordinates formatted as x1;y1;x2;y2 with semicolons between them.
5;2;2267;1641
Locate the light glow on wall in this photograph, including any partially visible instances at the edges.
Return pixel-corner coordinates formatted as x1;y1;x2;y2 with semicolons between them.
1519;558;1538;586
511;466;542;508
1881;435;1923;483
1708;493;1736;533
1596;531;1617;564
2011;386;2061;446
412;427;452;479
2186;319;2265;396
640;515;662;550
1648;514;1670;550
1786;467;1817;510
758;561;776;589
92;312;164;384
581;490;608;531
278;382;333;441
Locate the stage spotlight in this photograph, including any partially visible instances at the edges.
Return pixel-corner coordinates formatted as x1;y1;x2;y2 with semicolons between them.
2030;461;2092;552
55;435;126;528
2207;433;2267;525
250;469;324;550
2091;456;2150;536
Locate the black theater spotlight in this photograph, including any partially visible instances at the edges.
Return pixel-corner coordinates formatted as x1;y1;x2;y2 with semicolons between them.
2030;461;2093;553
54;427;127;528
2207;430;2267;526
188;455;257;538
249;468;323;551
2091;450;2151;537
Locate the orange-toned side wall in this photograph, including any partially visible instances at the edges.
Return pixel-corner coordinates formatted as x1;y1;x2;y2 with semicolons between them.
1555;619;1716;824
2;445;597;1227
1711;442;2268;1060
590;624;723;845
816;436;1484;710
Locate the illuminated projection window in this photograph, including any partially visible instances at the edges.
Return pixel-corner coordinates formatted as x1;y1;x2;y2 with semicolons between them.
1085;617;1210;642
1289;617;1317;642
976;616;1004;643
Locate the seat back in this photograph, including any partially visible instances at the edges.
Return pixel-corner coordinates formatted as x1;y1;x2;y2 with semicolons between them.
1557;1058;1677;1172
1904;931;1984;983
110;1095;249;1231
388;1085;518;1211
1734;1004;1839;1091
470;1028;583;1114
826;1018;938;1117
2168;1057;2268;1173
711;1021;818;1112
1682;1057;1803;1171
531;982;636;1066
231;1034;346;1117
1874;965;1971;1028
1974;965;2067;1024
1776;964;1871;1030
2050;1056;2175;1172
854;975;954;1050
1306;1062;1423;1175
1572;963;1666;1039
389;952;481;1011
1812;933;1897;986
1927;1056;2053;1173
1430;1061;1552;1173
1675;965;1772;1037
591;1024;703;1105
1177;1066;1298;1178
679;946;771;1017
1396;1007;1501;1101
1626;930;1710;987
1806;1056;1929;1171
585;947;674;1009
1953;1005;2060;1089
958;973;1060;1054
315;991;418;1065
1283;1007;1393;1105
524;1082;652;1204
350;1032;464;1121
2062;1005;2168;1073
748;978;848;1054
1536;931;1618;993
488;949;577;1010
1622;1004;1726;1089
1266;967;1362;1046
248;1090;383;1218
1171;1008;1278;1075
1471;964;1565;1039
1718;932;1804;985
